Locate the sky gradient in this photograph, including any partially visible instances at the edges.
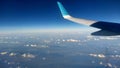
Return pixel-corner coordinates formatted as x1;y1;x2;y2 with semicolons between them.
0;0;120;31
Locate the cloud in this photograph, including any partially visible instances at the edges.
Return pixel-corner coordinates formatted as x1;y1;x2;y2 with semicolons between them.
21;53;36;58
62;39;81;42
99;37;117;40
9;53;16;56
0;52;8;55
89;53;106;58
25;44;49;48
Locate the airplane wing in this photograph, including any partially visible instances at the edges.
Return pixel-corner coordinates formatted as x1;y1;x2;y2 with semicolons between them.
57;1;120;36
57;1;97;26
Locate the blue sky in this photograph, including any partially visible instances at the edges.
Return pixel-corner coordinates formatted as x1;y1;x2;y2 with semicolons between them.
0;0;120;31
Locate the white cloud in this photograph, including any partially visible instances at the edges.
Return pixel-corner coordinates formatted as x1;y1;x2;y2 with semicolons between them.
9;53;16;56
89;54;106;58
0;52;8;55
99;37;117;40
21;53;35;58
25;44;37;47
107;63;112;67
66;39;80;42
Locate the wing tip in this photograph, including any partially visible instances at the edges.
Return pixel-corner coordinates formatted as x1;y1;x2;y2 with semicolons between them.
57;1;69;17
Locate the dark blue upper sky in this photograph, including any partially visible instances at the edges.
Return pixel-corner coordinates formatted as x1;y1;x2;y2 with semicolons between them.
0;0;120;31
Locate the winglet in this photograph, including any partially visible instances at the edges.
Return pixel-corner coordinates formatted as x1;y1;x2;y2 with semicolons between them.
57;1;70;18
